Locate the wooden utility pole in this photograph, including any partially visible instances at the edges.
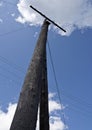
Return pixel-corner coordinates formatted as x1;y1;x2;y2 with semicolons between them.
10;19;50;130
39;41;49;130
10;5;66;130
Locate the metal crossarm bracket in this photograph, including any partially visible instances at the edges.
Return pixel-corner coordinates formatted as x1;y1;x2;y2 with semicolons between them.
30;5;66;33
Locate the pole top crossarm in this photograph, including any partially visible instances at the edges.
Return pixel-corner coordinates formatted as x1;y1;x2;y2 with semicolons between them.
30;5;66;33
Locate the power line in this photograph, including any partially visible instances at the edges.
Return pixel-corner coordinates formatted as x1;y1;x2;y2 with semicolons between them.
0;55;25;73
0;53;92;111
61;91;92;108
0;72;21;85
68;105;92;118
0;53;91;106
0;55;92;113
0;64;23;79
47;39;92;120
63;94;92;114
47;39;67;127
0;26;28;37
0;42;91;110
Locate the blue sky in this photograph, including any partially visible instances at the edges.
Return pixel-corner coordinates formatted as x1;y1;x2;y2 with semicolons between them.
0;0;92;130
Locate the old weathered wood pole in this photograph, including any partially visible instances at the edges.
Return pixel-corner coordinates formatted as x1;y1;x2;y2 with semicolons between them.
10;19;50;130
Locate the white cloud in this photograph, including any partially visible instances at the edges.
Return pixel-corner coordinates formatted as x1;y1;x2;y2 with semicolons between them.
49;100;61;113
15;0;92;35
0;103;17;130
50;116;65;130
49;93;66;113
49;93;62;113
0;93;66;130
49;92;56;99
15;16;26;24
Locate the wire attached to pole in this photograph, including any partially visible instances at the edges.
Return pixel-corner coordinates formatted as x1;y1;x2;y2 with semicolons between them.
47;39;67;128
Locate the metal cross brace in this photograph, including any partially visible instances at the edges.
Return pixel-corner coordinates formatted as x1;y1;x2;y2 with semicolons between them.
30;5;66;33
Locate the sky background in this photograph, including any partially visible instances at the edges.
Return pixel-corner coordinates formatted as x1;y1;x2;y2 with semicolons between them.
0;0;92;130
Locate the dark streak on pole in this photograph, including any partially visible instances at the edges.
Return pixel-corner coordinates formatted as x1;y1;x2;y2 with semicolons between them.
30;5;66;33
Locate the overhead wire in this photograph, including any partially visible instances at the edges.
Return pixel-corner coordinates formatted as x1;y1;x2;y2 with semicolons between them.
49;29;92;118
0;64;23;79
0;47;92;110
0;55;25;73
62;94;92;114
47;39;67;127
0;51;92;113
0;71;21;85
47;38;92;118
0;55;92;117
61;96;92;115
0;26;29;37
0;55;26;86
0;66;91;118
61;91;92;108
67;105;92;119
0;0;29;37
